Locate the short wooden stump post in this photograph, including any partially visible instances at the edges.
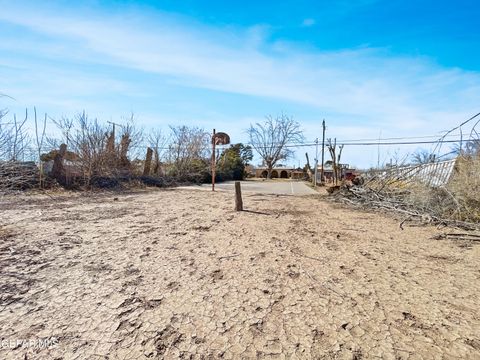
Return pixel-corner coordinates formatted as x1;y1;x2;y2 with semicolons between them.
235;181;243;211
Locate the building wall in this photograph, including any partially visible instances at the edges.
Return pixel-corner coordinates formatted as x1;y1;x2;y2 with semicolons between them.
255;168;296;178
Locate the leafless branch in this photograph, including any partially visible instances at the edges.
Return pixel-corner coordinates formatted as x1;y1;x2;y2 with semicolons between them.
247;114;304;178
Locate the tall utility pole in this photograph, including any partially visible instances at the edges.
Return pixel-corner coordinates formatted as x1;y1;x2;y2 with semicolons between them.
320;119;326;184
106;121;125;136
314;138;319;187
107;120;124;152
107;120;124;134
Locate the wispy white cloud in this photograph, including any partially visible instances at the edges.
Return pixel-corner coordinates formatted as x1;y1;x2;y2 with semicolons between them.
302;18;316;27
0;2;478;166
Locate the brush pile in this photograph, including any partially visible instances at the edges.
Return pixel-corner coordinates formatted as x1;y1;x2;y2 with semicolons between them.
329;113;480;231
0;161;39;190
330;176;479;231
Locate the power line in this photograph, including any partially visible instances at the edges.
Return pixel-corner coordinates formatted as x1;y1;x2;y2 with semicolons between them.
302;133;465;144
246;138;468;149
30;137;473;154
332;133;464;142
115;138;469;151
331;139;467;146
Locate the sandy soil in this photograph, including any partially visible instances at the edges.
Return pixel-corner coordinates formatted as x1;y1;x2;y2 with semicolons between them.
0;188;479;359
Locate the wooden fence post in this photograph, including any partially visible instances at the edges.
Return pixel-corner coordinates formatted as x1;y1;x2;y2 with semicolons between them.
212;129;216;191
235;181;243;211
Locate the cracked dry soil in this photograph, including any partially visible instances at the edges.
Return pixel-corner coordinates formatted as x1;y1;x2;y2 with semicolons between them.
0;188;479;359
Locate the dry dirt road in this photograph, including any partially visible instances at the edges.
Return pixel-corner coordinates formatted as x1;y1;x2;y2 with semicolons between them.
0;188;479;359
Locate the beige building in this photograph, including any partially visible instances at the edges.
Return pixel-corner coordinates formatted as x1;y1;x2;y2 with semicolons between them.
254;167;304;179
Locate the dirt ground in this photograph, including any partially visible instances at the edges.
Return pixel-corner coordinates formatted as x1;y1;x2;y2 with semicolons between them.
0;187;479;359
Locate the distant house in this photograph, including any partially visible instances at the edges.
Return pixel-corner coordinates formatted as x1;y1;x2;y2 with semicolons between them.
316;164;360;183
244;165;256;177
254;166;304;179
290;170;304;180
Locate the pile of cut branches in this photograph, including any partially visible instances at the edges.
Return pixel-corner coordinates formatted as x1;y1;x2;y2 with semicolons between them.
0;161;39;191
329;112;480;232
329;183;479;231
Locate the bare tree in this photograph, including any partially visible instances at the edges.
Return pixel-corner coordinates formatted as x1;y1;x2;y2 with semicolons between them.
47;112;146;185
148;129;168;175
0;108;10;160
167;125;210;180
411;150;436;165
0;109;30;161
452;139;480;157
74;112;110;183
49;115;74;148
326;138;344;185
247;114;304;178
386;148;410;168
0;107;37;190
0;95;31;162
119;113;144;160
34;107;47;187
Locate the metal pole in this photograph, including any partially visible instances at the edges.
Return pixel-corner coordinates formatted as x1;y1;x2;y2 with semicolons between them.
377;130;382;169
212;129;216;191
320;119;326;184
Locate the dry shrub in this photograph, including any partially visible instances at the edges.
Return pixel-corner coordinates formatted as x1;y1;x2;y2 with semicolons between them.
165;126;210;182
402;183;461;220
50;112;144;188
447;155;480;222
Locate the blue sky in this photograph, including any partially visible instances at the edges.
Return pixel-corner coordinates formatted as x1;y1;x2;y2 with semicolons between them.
0;0;479;167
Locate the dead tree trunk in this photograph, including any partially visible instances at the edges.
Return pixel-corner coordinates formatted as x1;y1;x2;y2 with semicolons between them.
52;143;67;185
119;134;131;168
326;141;345;186
143;147;153;176
305;152;313;181
106;130;115;153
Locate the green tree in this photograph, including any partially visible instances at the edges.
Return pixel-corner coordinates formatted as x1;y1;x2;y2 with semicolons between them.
232;143;253;165
217;143;252;181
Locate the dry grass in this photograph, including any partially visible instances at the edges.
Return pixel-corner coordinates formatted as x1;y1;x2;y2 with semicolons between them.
448;155;480;222
394;156;480;225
